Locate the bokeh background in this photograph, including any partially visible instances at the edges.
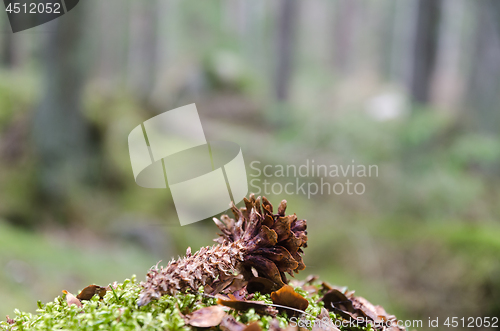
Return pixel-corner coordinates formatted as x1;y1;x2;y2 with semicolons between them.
1;0;500;329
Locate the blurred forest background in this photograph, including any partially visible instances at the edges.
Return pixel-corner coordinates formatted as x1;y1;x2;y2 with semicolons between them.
1;0;500;329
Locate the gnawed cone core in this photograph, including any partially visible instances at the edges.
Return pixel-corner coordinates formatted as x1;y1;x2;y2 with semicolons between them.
137;194;308;306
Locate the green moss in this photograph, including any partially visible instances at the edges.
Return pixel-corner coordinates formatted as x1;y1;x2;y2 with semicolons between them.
0;277;371;331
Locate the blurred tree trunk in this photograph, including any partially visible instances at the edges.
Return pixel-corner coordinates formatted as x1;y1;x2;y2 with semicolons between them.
1;19;14;67
375;0;395;79
274;0;298;102
430;0;466;113
408;0;441;104
225;0;265;72
332;0;359;76
127;0;158;102
154;0;171;85
93;0;128;90
390;1;417;87
33;7;92;214
466;0;500;134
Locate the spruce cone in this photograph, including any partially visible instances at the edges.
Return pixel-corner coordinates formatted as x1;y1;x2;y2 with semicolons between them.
137;194;308;306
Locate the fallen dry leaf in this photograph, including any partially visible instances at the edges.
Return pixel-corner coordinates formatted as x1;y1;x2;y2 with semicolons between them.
321;288;354;315
220;314;246;331
271;285;309;312
62;290;83;308
320;281;333;292
218;294;276;315
351;296;400;328
186;306;226;328
77;285;107;300
321;288;404;331
373;304;397;322
351;296;379;321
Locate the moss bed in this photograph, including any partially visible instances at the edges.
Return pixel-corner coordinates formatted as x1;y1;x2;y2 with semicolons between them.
0;275;378;331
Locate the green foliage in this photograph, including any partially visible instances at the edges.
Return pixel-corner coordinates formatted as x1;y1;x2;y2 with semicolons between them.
0;71;38;130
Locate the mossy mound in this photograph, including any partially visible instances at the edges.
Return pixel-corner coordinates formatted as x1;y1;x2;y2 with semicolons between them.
0;276;376;331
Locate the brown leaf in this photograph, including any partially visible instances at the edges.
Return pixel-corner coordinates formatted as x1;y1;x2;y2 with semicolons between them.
322;288;355;313
62;290;83;308
320;281;333;292
351;296;379;322
270;285;309;312
351;296;399;326
218;294;273;315
77;285;107;300
220;314;246;331
186;306;225;328
219;315;262;331
322;289;403;329
374;304;397;322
